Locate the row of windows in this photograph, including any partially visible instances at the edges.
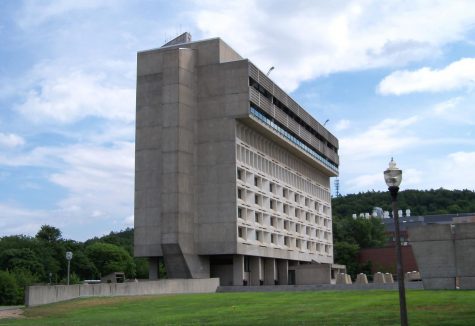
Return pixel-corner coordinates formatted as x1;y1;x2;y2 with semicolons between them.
236;121;329;187
249;77;338;154
236;144;331;203
237;206;331;240
250;106;338;173
238;226;332;255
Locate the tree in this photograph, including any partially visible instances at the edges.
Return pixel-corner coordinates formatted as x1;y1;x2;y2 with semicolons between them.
36;225;62;242
85;242;136;278
0;270;19;305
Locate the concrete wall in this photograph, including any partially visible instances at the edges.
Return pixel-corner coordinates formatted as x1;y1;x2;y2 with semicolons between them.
25;278;220;307
291;263;331;285
408;223;475;289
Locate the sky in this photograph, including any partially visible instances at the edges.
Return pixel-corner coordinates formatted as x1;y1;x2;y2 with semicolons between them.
1;0;475;240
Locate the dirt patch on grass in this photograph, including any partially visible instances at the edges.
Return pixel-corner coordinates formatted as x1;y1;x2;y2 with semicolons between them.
0;308;24;320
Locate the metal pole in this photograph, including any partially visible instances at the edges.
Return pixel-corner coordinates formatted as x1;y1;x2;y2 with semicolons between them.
67;260;71;286
389;186;408;326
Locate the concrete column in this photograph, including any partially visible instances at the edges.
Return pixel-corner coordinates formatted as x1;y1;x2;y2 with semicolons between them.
148;257;159;280
233;255;244;286
277;259;289;285
264;258;276;285
250;256;262;285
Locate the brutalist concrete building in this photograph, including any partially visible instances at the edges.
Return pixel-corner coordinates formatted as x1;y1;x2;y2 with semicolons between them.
134;33;340;286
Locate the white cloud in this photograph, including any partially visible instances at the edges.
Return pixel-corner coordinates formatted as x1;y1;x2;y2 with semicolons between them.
15;68;135;124
434;97;463;114
0;133;25;148
335;119;351;131
191;1;475;91
432;152;475;190
339;116;419;160
378;58;475;95
0;203;47;236
17;0;117;28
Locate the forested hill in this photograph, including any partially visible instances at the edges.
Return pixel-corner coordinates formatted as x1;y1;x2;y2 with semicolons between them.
332;188;475;219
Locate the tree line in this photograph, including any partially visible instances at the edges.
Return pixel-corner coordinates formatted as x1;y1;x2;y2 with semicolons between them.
0;225;149;305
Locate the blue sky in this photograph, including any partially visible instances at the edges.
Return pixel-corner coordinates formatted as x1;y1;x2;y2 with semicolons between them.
1;0;475;240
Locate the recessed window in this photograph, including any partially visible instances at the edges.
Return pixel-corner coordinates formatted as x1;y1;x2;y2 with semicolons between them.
284;236;289;246
270;200;275;210
283;188;288;198
284;221;289;230
271;234;276;244
237;169;242;180
256;231;261;242
238;189;242;199
269;183;274;193
270;217;276;227
238;227;244;238
294;194;299;202
255;195;259;205
238;208;242;219
254;177;259;187
283;204;288;214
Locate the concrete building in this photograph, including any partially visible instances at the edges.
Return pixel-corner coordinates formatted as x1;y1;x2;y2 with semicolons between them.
134;33;339;286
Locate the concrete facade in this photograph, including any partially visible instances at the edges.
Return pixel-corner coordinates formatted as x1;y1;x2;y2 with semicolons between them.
408;223;475;289
134;33;339;285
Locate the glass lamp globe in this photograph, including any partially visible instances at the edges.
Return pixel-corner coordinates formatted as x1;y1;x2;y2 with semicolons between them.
384;158;402;187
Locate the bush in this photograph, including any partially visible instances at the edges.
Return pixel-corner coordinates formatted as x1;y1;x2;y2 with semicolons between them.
0;270;19;305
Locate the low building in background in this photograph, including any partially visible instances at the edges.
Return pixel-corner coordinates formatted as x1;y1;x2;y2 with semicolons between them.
134;33;340;285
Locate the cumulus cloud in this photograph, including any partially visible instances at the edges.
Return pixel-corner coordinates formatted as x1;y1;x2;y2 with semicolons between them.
15;69;135;124
191;0;475;91
378;58;475;95
0;133;25;148
339;116;419;160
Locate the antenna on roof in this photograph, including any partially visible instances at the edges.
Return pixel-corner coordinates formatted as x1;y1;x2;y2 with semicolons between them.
324;119;330;126
266;66;275;76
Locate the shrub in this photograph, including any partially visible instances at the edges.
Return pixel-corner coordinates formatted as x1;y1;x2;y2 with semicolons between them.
0;270;19;305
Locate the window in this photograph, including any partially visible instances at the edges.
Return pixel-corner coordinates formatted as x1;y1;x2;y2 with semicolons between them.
256;231;261;242
283;205;288;214
254;177;259;187
237;169;242;180
238;208;242;219
269;183;274;193
237;189;242;199
296;239;301;249
294;194;299;202
238;227;243;238
284;236;289;246
255;212;260;224
255;195;259;205
270;200;275;210
306;212;310;221
284;221;289;230
283;188;288;198
270;217;275;227
244;256;250;272
307;242;311;250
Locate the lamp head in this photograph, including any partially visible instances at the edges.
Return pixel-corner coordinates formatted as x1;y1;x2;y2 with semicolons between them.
384;157;402;187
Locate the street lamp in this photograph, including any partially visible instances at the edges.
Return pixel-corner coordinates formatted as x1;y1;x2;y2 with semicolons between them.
66;251;73;285
384;158;408;326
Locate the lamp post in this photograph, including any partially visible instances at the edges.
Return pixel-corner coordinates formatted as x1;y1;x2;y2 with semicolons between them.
66;251;73;285
384;158;408;326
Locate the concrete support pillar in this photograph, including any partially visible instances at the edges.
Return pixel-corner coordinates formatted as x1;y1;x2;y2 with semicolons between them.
264;258;276;285
250;256;262;285
277;259;289;285
233;255;244;286
148;257;159;280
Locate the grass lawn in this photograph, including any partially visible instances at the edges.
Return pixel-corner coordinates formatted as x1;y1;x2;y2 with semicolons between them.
1;290;474;325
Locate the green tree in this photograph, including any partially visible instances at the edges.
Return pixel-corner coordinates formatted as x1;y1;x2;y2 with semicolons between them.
85;242;136;278
0;270;19;305
36;225;62;242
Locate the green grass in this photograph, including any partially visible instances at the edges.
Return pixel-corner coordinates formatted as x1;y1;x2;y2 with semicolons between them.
1;290;475;325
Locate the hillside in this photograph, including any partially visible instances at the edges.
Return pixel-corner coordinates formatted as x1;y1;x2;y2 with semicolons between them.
332;188;475;219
